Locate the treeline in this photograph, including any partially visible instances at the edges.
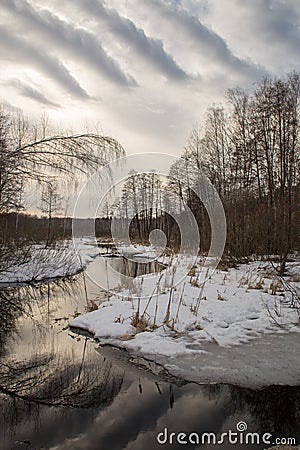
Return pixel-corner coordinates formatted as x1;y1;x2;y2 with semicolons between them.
1;73;299;273
0;213;113;243
113;73;300;271
182;72;300;271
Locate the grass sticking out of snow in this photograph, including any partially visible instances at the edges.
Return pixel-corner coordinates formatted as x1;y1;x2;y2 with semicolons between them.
70;256;300;359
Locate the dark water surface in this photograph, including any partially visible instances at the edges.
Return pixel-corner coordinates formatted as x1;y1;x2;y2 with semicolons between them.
0;251;299;450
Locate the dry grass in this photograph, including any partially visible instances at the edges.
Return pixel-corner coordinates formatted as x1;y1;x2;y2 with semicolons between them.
287;273;300;283
119;333;134;340
188;266;197;277
217;291;225;301
248;277;264;290
270;279;284;295
190;279;200;288
84;299;99;312
238;274;250;287
130;311;150;331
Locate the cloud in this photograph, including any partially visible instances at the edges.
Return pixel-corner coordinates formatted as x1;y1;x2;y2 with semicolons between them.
244;0;300;55
0;26;91;99
7;78;60;108
239;0;300;41
1;0;137;87
0;0;299;158
202;0;300;75
47;380;228;450
74;0;188;81
128;0;267;81
49;381;170;450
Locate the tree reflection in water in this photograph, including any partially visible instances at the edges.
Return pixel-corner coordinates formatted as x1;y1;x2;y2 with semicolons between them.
197;383;300;444
0;278;124;448
0;278;81;356
228;384;300;440
0;271;299;449
0;350;123;408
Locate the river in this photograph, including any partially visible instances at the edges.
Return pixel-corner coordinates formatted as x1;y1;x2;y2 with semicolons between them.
0;246;299;449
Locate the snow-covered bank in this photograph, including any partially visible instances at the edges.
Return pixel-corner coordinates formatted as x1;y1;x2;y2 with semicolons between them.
91;333;300;388
98;241;166;261
70;256;300;387
0;238;98;285
151;332;300;388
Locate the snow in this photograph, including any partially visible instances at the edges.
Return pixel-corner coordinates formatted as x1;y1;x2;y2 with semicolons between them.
100;242;164;261
3;233;298;387
0;238;98;285
70;257;300;358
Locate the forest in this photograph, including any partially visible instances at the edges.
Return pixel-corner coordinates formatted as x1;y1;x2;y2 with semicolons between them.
111;72;300;274
0;72;299;276
0;72;299;446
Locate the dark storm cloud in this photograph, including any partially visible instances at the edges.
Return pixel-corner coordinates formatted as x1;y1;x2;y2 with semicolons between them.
1;0;137;87
0;26;91;99
8;79;60;108
146;0;266;80
75;0;188;81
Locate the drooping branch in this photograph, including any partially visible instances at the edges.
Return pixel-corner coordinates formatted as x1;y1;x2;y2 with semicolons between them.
0;106;126;213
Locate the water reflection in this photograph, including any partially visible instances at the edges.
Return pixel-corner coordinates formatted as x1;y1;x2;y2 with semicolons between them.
0;287;25;355
0;252;299;449
0;277;81;355
10;380;295;450
0;274;125;449
0;346;123;408
86;247;165;293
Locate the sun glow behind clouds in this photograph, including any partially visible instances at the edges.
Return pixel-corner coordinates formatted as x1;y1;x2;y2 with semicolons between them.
1;0;300;154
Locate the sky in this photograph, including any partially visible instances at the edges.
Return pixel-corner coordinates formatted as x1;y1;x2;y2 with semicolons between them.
1;0;300;156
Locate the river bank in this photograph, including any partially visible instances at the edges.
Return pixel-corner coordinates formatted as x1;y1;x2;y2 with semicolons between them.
70;249;300;389
0;243;299;448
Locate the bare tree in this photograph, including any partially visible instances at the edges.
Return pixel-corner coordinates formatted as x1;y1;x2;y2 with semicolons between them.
170;72;300;262
0;105;125;214
40;182;63;247
0;104;125;282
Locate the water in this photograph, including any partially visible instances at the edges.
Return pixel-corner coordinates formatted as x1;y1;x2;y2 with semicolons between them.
0;248;299;449
85;246;165;294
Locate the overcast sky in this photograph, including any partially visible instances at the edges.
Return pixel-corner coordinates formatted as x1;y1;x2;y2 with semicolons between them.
1;0;300;156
